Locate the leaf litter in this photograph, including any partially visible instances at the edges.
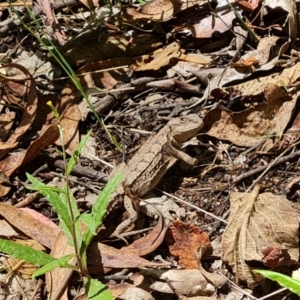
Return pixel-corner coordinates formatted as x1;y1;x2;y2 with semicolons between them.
0;0;300;299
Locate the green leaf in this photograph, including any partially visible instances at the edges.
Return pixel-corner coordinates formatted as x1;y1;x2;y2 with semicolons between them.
82;173;122;250
33;254;76;277
0;239;55;266
26;173;73;237
84;277;113;300
254;270;300;295
67;130;92;175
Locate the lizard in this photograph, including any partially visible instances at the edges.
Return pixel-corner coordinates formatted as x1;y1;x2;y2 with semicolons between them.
106;114;204;243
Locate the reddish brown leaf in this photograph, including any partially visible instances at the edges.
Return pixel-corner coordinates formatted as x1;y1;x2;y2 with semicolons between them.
261;246;294;268
165;220;210;269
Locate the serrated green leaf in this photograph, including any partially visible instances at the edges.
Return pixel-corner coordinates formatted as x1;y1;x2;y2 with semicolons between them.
84;277;113;300
26;173;73;237
0;239;54;266
82;173;122;250
254;270;300;295
33;254;76;277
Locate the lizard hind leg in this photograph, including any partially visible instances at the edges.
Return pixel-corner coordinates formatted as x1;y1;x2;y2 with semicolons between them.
115;195;138;244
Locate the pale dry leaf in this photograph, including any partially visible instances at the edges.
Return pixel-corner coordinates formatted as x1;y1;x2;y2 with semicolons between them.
191;9;236;38
0;220;19;237
141;269;209;295
117;286;155;300
125;0;175;22
221;185;299;287
0;111;15;142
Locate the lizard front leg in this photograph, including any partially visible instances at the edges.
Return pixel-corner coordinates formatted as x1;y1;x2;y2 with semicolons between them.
165;144;198;166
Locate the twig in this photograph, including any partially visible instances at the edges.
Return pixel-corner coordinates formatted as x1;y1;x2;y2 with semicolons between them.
233;149;300;184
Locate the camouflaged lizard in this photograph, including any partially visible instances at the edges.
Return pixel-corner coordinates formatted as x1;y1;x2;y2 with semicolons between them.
107;114;204;243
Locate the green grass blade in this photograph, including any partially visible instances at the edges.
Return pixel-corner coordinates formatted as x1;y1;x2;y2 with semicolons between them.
0;239;55;266
67;130;92;175
254;270;300;295
33;254;76;277
84;277;114;300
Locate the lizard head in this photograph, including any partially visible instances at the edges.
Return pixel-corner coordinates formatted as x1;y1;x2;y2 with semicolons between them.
169;114;204;144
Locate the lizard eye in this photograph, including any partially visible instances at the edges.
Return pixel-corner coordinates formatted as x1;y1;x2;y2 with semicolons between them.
180;117;185;123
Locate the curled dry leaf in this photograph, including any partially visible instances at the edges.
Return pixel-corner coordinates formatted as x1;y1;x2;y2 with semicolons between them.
121;213;168;256
0;64;38;160
165;220;210;269
221;185;299;287
132;42;209;73
0;123;59;197
273;111;300;150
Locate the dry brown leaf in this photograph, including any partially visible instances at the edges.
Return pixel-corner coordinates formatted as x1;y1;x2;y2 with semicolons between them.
74;57;133;91
202;84;298;147
221;185;299;287
178;53;210;65
121;214;167;256
0;203;61;249
132;42;181;71
87;242;169;272
191;9;236;38
0;64;38;160
63;34;162;68
193;36;295;103
165;220;210;269
125;0;180;22
0;123;59;196
20;208;60;230
0;220;19;237
46;231;76;300
272;111;300;150
0;111;15;143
